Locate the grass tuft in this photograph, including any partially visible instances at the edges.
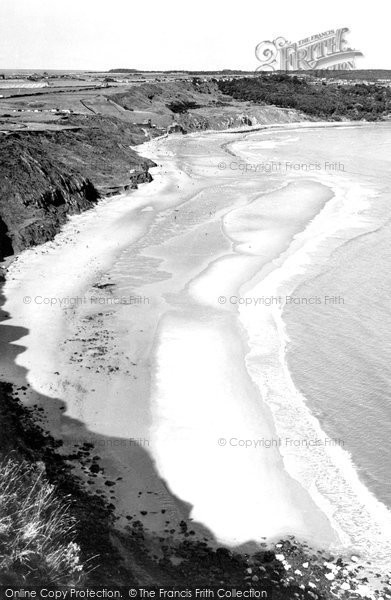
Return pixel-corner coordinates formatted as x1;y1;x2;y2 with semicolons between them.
0;456;84;584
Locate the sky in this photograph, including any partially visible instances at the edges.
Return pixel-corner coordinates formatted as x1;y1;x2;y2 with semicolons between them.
0;0;389;71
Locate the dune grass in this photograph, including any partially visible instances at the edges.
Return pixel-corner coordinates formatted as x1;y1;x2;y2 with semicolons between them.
0;456;84;584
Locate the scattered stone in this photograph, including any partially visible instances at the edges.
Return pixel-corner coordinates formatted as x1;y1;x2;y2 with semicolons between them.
356;584;371;597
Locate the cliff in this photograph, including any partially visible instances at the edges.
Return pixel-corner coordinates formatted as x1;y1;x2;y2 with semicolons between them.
110;80;310;131
0;115;157;259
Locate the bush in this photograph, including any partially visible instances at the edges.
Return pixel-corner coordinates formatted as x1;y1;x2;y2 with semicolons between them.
218;76;391;120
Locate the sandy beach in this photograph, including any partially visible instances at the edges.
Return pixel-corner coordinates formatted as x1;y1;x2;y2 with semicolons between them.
3;122;391;572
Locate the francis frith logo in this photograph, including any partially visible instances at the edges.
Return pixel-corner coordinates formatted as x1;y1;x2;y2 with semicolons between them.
255;28;363;72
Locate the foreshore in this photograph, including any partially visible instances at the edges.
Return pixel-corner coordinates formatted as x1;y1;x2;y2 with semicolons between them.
1;126;336;542
1;121;391;595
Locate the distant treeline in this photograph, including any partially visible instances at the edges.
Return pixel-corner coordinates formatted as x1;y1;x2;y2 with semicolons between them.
294;69;391;80
217;75;391;121
108;68;140;73
107;68;254;74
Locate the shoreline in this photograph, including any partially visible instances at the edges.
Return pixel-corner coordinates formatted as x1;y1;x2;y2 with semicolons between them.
140;131;351;550
1;121;391;594
185;119;378;139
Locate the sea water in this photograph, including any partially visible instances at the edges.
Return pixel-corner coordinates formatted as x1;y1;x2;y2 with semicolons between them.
233;123;391;565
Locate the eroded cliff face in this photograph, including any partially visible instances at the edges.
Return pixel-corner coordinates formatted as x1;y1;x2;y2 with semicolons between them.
176;104;308;131
0;115;157;258
2;171;99;257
